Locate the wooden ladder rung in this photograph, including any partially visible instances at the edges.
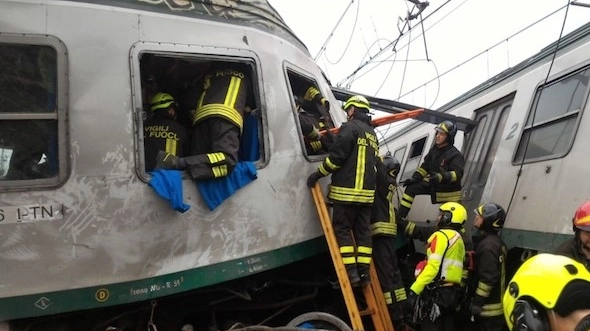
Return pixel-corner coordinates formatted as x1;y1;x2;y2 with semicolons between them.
311;184;394;331
360;308;376;316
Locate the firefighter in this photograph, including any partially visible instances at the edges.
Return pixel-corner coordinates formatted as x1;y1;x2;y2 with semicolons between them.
468;203;509;331
554;201;590;268
406;202;466;331
300;85;331;127
156;64;251;180
398;121;464;220
295;95;333;154
397;209;474;291
503;253;590;331
370;154;411;331
307;95;378;286
144;92;189;172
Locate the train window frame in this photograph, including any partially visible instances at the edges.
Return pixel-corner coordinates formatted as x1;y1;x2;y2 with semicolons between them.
478;105;511;185
393;145;407;175
0;34;69;191
513;64;590;164
399;134;428;181
462;113;489;187
130;42;268;181
284;66;336;161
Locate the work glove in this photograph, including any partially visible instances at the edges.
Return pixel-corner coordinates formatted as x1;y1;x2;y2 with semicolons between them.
424;172;443;183
406;290;419;312
469;302;483;316
402;177;418;187
307;171;323;188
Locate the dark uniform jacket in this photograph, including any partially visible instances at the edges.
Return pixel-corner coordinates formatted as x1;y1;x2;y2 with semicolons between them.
193;65;250;131
299;109;330;154
469;232;507;317
144;116;189;172
318;112;377;204
412;143;464;201
554;237;590;267
371;158;397;236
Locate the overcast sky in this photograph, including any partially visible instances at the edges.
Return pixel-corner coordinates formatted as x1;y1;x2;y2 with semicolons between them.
269;0;590;110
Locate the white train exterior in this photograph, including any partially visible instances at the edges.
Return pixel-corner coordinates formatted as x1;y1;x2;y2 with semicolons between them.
2;0;589;327
385;21;590;265
0;0;349;323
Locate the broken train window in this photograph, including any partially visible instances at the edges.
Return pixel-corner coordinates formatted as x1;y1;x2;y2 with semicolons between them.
137;52;262;175
287;69;335;157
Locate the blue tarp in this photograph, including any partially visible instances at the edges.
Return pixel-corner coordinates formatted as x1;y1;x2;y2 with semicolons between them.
148;169;191;213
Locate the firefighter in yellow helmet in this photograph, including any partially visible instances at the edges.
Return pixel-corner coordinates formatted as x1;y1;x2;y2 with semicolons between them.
300;85;332;127
307;95;378;287
294;85;334;155
144;92;188;172
295;95;333;155
406;202;466;331
503;253;590;331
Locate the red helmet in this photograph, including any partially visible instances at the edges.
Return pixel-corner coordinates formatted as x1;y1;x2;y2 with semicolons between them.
573;201;590;232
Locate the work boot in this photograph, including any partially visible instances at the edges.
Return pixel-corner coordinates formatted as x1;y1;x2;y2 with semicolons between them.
155;151;184;170
393;319;414;331
349;272;361;287
358;273;371;287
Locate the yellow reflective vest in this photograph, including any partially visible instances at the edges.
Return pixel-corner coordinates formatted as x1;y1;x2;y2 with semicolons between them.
410;228;465;295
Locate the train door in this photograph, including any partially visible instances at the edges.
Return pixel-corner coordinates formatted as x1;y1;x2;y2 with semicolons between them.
461;94;513;223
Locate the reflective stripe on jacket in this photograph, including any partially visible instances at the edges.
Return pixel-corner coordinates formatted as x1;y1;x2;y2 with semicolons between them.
370;157;397;236
410;228;465;295
318;113;377;204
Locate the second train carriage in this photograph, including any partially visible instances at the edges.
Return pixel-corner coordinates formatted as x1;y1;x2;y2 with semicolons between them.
384;20;590;269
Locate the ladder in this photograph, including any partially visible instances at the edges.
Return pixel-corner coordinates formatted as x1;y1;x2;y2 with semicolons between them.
311;184;395;331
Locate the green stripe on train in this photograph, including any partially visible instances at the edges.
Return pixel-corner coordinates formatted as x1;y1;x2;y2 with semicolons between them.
501;228;572;252
0;238;327;321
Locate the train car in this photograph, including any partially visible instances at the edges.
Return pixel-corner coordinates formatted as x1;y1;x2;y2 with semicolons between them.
0;0;367;329
384;19;590;270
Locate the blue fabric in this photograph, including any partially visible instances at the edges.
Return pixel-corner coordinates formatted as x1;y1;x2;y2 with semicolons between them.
196;161;257;210
239;114;260;161
148;169;190;213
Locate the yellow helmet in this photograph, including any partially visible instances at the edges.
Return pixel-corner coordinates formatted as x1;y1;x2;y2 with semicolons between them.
343;95;370;111
150;92;176;112
438;202;467;227
503;253;590;331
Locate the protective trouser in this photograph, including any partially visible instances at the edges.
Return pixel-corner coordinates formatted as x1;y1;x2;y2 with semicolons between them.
398;181;431;219
332;203;373;280
373;236;408;327
399;181;461;219
185;117;239;180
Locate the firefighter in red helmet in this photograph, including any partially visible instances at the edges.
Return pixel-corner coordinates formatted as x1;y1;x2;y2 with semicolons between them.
554;201;590;268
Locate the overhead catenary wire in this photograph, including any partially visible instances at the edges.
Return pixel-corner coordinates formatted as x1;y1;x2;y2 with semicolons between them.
337;0;467;101
323;0;361;65
396;20;413;100
314;0;357;62
337;0;459;87
397;2;570;102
